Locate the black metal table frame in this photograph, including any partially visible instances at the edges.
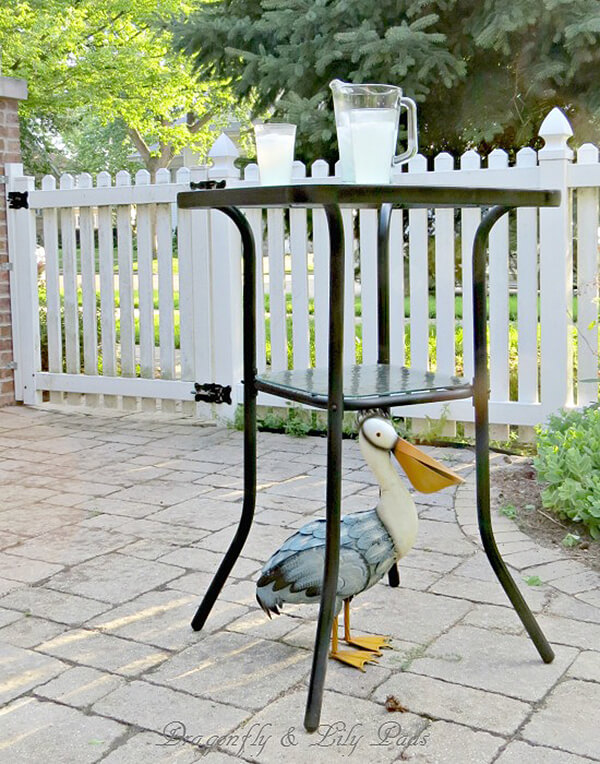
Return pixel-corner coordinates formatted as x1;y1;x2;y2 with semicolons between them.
177;184;560;733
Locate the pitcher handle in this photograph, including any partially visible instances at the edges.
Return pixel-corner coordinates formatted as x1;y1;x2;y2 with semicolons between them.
393;97;418;165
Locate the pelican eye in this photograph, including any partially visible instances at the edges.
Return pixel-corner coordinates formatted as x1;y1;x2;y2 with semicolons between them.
361;418;397;449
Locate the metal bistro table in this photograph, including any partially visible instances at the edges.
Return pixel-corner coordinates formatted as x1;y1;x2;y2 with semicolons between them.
177;183;561;732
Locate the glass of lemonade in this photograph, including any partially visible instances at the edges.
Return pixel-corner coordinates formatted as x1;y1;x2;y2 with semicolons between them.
254;123;297;185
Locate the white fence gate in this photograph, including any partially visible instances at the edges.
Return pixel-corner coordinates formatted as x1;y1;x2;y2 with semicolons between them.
5;107;600;434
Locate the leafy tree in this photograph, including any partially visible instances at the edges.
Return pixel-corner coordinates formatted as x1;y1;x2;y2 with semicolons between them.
0;0;249;177
171;0;600;162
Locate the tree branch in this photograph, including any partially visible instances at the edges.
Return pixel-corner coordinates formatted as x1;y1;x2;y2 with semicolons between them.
157;141;175;169
127;126;152;166
187;110;216;134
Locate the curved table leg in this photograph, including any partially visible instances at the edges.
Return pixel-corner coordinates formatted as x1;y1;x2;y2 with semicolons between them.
473;206;554;663
304;204;345;732
191;206;257;632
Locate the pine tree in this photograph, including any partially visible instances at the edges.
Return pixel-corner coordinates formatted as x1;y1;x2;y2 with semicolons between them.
172;0;600;161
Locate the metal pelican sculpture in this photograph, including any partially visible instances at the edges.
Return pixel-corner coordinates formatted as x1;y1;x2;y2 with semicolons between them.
256;411;464;669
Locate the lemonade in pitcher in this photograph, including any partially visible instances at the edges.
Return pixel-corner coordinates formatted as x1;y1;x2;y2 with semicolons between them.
330;80;418;183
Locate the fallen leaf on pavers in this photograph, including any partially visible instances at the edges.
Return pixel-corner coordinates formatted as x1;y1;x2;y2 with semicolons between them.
385;695;408;712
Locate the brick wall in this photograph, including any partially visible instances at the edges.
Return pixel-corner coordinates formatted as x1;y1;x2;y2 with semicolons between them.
0;78;27;407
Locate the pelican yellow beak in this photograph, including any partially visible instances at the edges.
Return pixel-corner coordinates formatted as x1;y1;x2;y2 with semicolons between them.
393;437;464;493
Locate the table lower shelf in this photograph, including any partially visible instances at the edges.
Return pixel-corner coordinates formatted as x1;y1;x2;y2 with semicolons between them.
254;363;473;410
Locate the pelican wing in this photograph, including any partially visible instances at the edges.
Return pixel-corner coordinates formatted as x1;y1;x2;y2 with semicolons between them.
256;510;396;614
258;543;370;599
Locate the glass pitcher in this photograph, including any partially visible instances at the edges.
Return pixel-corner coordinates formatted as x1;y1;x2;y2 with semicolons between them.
329;79;418;183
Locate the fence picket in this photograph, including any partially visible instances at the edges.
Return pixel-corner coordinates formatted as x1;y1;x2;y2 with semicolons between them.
134;170;156;411
188;166;214;419
408;155;430;372
289;161;311;370
389;208;405;366
576;144;600;405
359;209;378;365
6;166;40;404
433;153;457;434
515;149;539;409
539;108;574;418
460;150;481;384
242;164;267;373
115;170;137;411
267;207;287;370
175;167;195;415
342;208;356;365
41;175;62;404
434;153;456;378
487;150;510;439
59;174;80;405
96;171;117;407
333;160;359;364
77;173;99;407
155;168;176;413
311;159;330;367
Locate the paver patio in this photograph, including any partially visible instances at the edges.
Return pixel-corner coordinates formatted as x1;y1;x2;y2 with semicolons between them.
0;404;599;763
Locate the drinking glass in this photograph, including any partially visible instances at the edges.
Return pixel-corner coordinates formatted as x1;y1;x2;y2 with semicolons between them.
254;123;297;185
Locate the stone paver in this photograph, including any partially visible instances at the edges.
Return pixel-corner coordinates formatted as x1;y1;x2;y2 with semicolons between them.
148;630;312;710
0;405;599;763
5;526;134;565
36;628;170;675
351;586;472;645
495;740;594;764
34;665;125;707
84;589;245;649
0;614;67;648
401;719;504;763
0;553;63;583
45;552;185;603
0;586;111;624
101;731;206;763
409;624;578;701
373;672;531;735
221;689;429;762
0;643;67;703
92;679;250;737
520;679;600;758
567;649;600;682
0;697;127;763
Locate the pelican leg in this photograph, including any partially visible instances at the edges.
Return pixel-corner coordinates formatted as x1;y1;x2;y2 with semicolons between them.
343;600;391;654
329;615;379;671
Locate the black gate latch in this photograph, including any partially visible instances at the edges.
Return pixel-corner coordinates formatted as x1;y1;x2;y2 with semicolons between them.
191;382;232;405
189;180;227;190
7;191;29;209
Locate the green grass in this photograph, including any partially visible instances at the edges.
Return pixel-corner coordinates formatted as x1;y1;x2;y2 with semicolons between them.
265;293;577;321
39;276;579;406
58;246;179;275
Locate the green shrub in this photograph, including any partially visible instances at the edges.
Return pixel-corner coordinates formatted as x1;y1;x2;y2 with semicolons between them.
534;405;600;540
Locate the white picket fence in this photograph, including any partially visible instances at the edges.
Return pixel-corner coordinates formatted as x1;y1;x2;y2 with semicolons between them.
5;107;600;433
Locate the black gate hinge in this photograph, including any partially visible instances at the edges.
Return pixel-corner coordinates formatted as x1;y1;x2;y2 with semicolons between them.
189;180;226;191
191;382;232;405
7;191;29;210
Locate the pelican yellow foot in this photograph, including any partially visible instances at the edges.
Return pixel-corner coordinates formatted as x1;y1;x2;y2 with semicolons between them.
343;600;392;655
345;634;391;654
329;648;379;671
330;615;379;671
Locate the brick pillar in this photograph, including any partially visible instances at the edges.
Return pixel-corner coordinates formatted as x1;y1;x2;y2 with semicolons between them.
0;77;27;407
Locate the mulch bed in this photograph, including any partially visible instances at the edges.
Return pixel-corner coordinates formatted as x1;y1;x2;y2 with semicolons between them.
490;457;600;573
